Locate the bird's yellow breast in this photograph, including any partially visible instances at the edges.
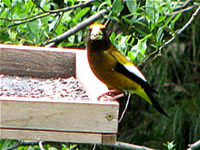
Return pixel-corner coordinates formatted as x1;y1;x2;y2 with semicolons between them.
87;45;140;92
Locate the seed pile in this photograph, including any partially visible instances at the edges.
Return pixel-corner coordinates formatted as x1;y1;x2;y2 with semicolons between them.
0;74;89;100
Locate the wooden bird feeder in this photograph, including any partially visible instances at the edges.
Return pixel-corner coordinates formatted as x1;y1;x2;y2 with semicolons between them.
0;44;119;144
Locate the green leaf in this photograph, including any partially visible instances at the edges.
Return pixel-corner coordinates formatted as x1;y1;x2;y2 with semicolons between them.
92;0;101;7
164;15;173;27
134;28;147;36
110;32;116;43
157;15;166;24
156;27;164;42
163;141;176;150
127;51;136;62
120;36;129;49
2;0;11;7
0;8;8;20
27;21;40;34
68;35;75;43
97;1;111;11
142;33;152;41
49;147;57;150
135;17;147;27
145;0;154;20
62;11;72;23
49;18;58;31
77;31;82;43
194;2;200;6
105;15;120;22
112;0;124;16
138;39;147;55
128;34;151;63
170;12;182;31
8;29;17;41
126;0;137;14
73;7;90;23
24;0;34;13
55;23;63;35
146;0;160;24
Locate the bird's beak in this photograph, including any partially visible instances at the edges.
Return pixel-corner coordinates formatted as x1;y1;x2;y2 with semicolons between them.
90;26;103;40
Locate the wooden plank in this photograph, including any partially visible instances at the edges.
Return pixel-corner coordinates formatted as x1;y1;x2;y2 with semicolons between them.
0;129;102;144
0;97;119;133
76;50;109;100
0;44;76;78
102;134;117;144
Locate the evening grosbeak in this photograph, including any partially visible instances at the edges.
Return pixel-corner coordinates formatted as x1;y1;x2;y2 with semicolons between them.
87;23;168;117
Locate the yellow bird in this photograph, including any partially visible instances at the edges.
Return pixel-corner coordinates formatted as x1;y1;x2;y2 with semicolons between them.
87;23;168;117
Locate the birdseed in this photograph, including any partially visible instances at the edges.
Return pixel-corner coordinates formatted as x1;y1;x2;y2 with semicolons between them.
0;74;89;100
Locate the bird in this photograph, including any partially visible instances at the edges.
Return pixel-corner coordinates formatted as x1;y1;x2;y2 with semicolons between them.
86;23;168;117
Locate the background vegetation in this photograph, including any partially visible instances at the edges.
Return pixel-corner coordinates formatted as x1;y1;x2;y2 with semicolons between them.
0;0;200;149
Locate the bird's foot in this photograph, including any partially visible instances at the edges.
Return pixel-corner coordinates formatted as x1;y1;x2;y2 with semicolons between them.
97;90;124;101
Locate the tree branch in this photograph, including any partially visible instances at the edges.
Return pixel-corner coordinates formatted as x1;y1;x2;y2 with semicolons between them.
1;0;95;28
173;0;193;11
107;141;156;150
187;140;200;150
140;5;200;65
7;13;49;28
31;0;46;12
0;12;44;22
44;9;109;47
161;5;200;49
167;5;196;16
5;140;157;150
48;0;95;14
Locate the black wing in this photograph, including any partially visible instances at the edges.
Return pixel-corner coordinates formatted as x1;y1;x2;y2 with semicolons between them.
114;62;169;117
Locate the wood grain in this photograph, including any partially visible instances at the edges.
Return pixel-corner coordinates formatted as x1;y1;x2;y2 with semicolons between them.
0;129;103;144
0;44;76;78
102;134;117;144
0;97;119;133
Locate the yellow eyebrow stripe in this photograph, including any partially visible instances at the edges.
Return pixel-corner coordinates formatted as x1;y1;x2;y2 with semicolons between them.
89;23;105;29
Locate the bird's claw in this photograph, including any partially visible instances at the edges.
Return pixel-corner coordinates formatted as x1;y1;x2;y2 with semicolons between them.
97;90;124;101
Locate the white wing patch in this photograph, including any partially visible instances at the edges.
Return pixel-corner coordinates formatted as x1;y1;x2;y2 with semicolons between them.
124;64;146;81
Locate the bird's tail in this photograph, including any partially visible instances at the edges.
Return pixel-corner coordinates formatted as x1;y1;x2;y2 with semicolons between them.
144;88;169;117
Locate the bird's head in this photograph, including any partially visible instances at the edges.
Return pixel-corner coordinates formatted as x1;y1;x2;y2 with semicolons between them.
87;23;111;51
89;23;107;41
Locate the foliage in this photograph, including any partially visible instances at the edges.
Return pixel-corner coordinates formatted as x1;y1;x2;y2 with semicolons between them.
0;0;200;150
0;140;81;150
164;141;176;150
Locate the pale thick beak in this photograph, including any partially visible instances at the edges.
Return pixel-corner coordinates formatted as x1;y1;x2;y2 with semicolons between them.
90;26;103;40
